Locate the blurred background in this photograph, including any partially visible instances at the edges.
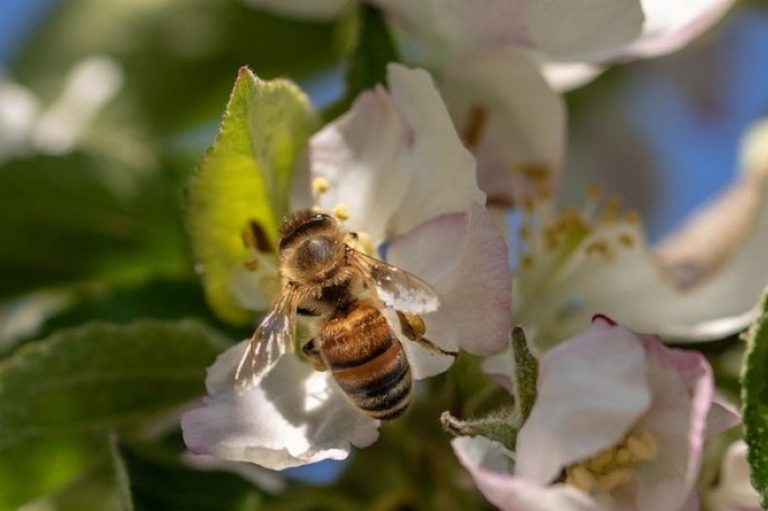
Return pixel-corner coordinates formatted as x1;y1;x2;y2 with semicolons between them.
0;0;766;510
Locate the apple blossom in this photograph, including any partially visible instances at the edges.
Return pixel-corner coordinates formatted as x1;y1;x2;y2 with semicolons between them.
0;56;123;163
478;118;768;360
453;317;739;511
181;64;511;469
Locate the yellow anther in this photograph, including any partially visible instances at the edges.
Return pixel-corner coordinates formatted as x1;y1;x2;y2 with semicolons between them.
624;210;641;224
566;466;594;493
587;183;604;200
520;224;531;240
615;447;632;466
597;469;633;492
627;436;651;461
523;196;536;212
588;449;615;473
311;176;330;195
333;203;350;221
521;254;534;268
618;233;634;247
637;432;658;460
536;185;553;200
585;240;609;256
545;232;559;251
523;164;551;181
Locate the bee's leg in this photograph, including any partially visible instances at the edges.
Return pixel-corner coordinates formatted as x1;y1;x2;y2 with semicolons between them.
301;338;328;371
396;312;458;358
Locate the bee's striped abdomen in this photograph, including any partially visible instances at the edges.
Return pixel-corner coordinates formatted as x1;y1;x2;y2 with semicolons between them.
320;303;411;420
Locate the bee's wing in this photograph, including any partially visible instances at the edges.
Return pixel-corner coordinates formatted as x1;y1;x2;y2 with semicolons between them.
234;288;300;390
348;248;440;314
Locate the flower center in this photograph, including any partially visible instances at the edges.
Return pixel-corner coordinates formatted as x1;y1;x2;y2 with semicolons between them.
513;186;643;348
564;431;658;495
311;176;350;222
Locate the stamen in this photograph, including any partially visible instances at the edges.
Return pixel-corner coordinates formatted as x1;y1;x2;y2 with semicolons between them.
597;468;633;492
587;183;604;200
333;203;349;221
521;253;534;268
618;233;634;247
462;105;488;151
312;176;330;196
624;210;641;224
600;196;623;223
566;465;594;493
523;164;551;182
564;431;658;496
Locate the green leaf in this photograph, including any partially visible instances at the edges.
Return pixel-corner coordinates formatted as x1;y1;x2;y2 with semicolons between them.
0;320;227;458
324;5;399;121
117;441;264;511
13;0;342;136
741;292;768;507
0;435;107;511
110;435;135;511
10;278;248;353
0;153;188;299
185;68;317;324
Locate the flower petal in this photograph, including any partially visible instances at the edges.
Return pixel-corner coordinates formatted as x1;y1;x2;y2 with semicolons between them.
707;441;762;511
539;62;605;92
387;205;512;375
515;319;651;484
451;436;605;511
617;0;735;59
242;0;351;20
439;47;566;206
310;87;411;245
706;394;741;437
370;0;645;62
0;76;40;161
385;64;485;236
630;337;715;511
517;126;768;346
182;342;379;470
228;254;281;312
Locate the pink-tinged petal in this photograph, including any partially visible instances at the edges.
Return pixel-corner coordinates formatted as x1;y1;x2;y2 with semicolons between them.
616;0;735;59
309;88;410;245
387;205;512;376
371;0;644;62
647;119;768;340
452;436;606;511
630;338;714;511
439;47;566;206
480;344;515;392
539;62;605;92
516;320;651;484
181;453;286;493
386;64;485;236
181;342;379;470
678;493;702;511
521;144;768;344
242;0;351;20
706;394;741;437
707;441;762;511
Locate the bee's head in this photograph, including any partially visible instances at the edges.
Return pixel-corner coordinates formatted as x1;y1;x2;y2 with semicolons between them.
278;210;346;282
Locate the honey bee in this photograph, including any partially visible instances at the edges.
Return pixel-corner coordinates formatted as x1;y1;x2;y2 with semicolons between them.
234;209;456;420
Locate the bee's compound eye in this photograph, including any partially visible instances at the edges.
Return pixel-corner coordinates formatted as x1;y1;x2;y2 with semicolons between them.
295;236;337;271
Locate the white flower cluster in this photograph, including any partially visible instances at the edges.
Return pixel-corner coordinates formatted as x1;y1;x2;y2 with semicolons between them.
182;1;768;509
